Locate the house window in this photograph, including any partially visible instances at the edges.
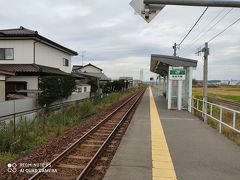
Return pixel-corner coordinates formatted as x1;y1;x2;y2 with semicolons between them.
6;81;27;95
84;87;87;92
63;58;69;66
0;48;14;60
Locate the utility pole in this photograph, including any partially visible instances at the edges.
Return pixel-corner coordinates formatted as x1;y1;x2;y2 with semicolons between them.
81;51;86;66
173;42;177;56
203;42;209;123
196;42;209;122
140;69;143;82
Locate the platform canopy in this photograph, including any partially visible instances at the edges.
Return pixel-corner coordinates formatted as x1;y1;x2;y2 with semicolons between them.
150;54;198;77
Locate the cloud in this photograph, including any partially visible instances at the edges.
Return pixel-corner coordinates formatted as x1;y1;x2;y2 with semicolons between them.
54;5;92;19
0;0;239;81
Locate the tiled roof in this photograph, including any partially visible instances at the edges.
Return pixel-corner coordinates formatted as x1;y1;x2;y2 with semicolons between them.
82;63;103;71
74;71;111;81
71;72;86;79
0;68;15;76
0;26;78;55
72;65;83;71
0;26;37;36
0;64;68;75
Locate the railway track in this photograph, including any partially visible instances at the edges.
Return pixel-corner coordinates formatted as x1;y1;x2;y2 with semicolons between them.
28;88;145;180
210;97;240;110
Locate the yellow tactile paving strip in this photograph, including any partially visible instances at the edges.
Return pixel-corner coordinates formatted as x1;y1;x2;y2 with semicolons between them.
149;87;177;180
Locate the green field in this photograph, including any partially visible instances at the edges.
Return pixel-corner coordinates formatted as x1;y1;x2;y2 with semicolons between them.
193;86;240;103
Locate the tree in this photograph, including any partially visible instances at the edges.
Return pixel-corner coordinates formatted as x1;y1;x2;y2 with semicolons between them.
192;78;198;85
87;77;98;93
102;80;125;93
38;76;76;106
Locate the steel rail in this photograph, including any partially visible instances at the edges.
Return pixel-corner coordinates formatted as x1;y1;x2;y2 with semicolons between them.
76;89;145;180
210;97;240;108
28;89;145;180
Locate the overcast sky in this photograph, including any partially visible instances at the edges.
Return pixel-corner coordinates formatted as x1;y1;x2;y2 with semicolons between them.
1;0;240;80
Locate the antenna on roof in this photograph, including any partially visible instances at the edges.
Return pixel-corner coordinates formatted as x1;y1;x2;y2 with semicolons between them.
80;51;86;66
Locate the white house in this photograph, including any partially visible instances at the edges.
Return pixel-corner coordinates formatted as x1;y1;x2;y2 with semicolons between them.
0;26;78;99
72;63;111;83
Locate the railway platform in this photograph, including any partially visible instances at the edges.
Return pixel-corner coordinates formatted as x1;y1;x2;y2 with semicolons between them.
104;86;240;180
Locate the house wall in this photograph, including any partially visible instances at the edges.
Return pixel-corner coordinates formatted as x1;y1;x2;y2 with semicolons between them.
0;40;34;64
80;66;102;73
0;75;5;102
0;97;37;118
6;76;38;90
35;42;72;73
81;85;91;93
0;40;73;73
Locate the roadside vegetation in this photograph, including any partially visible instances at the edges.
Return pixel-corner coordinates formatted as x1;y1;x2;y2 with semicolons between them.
192;85;240;145
193;85;240;103
0;86;143;164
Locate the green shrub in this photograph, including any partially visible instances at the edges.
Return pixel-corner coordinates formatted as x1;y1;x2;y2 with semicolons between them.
38;76;76;106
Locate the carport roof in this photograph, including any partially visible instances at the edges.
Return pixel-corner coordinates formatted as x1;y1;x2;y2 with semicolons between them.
150;54;198;77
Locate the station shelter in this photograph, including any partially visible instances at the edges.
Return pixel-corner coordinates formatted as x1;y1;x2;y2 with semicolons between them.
150;54;198;111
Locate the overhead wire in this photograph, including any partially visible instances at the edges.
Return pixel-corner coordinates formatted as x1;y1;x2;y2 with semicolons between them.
208;16;240;43
178;7;209;46
191;8;233;45
180;8;234;57
190;8;227;45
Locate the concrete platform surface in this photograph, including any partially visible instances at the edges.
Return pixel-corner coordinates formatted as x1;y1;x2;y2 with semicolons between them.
104;90;152;180
104;87;240;180
152;87;240;180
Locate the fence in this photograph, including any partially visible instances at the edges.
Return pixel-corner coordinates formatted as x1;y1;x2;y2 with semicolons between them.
191;97;240;134
0;92;91;140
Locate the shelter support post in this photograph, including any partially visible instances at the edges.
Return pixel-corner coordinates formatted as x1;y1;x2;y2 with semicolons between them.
167;66;172;109
158;75;161;96
177;80;182;110
188;67;193;112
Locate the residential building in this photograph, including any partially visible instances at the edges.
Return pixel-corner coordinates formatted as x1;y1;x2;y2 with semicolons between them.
72;63;111;83
0;26;78;99
119;77;134;88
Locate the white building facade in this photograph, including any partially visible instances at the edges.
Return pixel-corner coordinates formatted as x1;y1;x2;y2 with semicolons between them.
0;26;78;99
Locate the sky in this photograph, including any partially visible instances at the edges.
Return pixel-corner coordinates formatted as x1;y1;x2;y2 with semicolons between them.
0;0;240;81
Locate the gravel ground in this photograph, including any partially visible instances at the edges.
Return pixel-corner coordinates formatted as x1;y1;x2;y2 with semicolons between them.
0;92;135;180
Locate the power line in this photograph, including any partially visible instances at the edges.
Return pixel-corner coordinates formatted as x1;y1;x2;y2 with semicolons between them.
180;8;233;57
190;8;227;44
178;7;209;46
178;8;224;56
192;8;233;44
208;16;240;42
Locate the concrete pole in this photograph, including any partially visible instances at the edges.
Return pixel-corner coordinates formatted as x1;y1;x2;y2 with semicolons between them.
173;42;177;56
144;0;240;8
203;42;209;122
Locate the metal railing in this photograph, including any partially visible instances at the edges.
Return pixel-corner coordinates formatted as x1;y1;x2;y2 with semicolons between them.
0;97;91;142
191;97;240;134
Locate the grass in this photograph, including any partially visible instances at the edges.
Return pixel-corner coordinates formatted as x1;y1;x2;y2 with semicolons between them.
193;85;240;103
0;87;142;164
0;152;16;164
217;95;240;103
192;86;240;145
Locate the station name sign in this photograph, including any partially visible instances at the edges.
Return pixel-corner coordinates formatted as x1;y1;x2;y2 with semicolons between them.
169;69;186;80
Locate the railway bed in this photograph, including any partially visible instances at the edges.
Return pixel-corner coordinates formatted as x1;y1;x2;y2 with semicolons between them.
29;88;145;180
